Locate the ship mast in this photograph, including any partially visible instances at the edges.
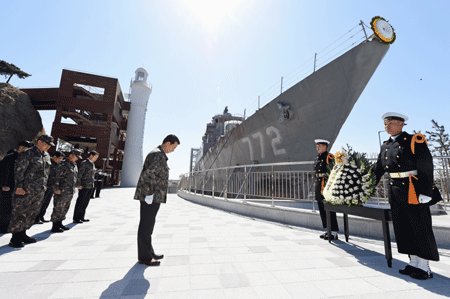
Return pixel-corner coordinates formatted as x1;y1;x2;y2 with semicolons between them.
360;20;369;40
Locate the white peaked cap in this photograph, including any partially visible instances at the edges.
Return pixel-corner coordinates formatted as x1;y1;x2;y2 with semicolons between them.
314;139;330;145
381;112;408;122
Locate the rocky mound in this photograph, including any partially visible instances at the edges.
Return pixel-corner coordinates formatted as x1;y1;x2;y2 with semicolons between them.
0;83;43;158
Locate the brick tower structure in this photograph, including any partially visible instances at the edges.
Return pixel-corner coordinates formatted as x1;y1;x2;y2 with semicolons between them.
23;69;130;185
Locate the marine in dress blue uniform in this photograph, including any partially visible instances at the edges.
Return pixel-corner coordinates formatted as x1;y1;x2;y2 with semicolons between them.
314;139;339;240
374;112;439;280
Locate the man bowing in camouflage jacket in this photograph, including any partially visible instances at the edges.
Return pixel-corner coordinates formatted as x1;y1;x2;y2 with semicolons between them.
134;134;180;266
8;135;54;248
73;150;99;223
51;149;82;232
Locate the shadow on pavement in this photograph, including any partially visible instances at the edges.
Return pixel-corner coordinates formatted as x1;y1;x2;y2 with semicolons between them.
0;230;54;256
100;262;152;298
332;240;450;297
30;229;53;242
0;242;20;256
0;221;90;256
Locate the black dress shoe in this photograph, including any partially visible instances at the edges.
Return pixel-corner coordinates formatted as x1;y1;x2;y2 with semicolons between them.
34;219;43;224
399;265;417;275
329;233;338;240
73;219;83;224
320;232;338;240
22;234;37;244
60;224;70;231
40;217;50;223
138;259;161;266
81;219;90;222
51;227;64;233
153;254;164;260
9;240;24;248
410;268;433;280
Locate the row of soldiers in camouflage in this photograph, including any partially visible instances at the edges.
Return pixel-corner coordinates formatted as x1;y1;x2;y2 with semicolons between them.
0;134;100;248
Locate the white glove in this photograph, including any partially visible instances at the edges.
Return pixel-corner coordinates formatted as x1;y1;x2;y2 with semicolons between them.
418;194;432;204
144;194;154;205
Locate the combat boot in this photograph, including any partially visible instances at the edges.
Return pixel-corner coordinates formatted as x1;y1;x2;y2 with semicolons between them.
8;233;24;248
59;221;70;231
21;231;37;244
51;222;64;233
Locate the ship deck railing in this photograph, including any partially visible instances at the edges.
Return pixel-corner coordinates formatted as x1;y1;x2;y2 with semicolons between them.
179;157;450;213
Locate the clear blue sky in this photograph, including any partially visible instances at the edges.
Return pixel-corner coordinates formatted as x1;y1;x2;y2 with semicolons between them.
3;0;450;179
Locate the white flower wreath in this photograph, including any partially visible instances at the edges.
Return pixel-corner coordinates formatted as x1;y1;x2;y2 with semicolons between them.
323;146;376;206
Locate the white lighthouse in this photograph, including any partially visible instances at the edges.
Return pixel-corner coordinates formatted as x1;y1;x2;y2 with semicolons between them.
121;67;152;187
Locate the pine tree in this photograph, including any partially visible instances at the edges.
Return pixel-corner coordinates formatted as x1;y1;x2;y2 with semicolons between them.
0;60;31;83
426;119;450;201
426;119;450;156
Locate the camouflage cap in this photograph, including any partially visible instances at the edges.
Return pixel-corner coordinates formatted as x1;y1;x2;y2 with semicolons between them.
18;140;33;148
37;134;55;146
52;150;65;158
88;150;99;156
69;149;83;159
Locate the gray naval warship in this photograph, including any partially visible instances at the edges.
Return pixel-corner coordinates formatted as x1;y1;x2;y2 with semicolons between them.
194;17;395;172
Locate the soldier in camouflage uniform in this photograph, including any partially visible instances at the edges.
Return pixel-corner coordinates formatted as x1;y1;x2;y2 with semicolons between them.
134;134;180;266
50;149;82;233
8;135;55;248
73;150;99;223
35;151;65;224
0;141;33;233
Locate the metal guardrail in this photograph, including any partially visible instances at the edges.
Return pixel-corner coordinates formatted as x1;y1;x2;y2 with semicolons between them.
178;158;450;209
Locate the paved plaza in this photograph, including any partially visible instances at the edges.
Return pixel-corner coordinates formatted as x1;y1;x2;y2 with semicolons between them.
0;188;450;298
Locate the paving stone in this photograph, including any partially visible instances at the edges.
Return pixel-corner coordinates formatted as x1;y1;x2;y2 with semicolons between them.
0;188;449;298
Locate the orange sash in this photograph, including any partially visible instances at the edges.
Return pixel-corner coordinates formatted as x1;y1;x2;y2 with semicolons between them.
408;133;428;204
408;175;419;205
